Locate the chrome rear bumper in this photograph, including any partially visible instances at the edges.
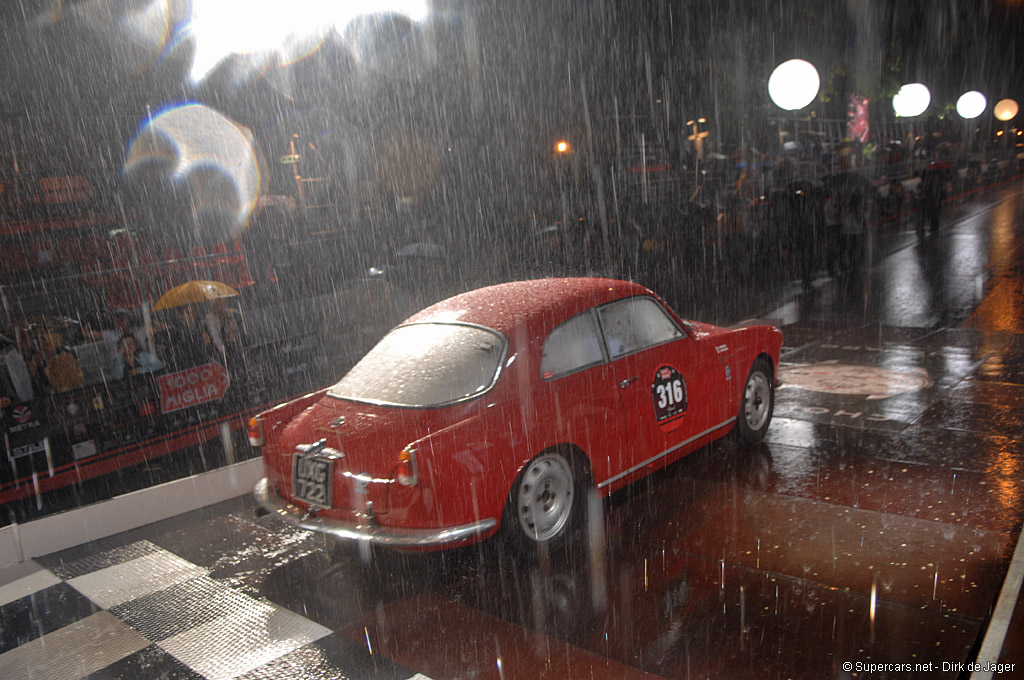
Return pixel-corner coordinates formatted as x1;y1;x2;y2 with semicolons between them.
253;478;497;548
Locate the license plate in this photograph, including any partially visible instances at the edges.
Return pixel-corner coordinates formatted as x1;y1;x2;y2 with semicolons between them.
292;454;333;508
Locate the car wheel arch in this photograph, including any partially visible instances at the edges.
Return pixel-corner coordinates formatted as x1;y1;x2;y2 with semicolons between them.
499;442;594;555
510;443;594;492
752;351;776;381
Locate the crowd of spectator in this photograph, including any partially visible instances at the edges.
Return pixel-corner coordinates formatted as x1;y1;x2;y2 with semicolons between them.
0;302;244;414
2;150;1019;469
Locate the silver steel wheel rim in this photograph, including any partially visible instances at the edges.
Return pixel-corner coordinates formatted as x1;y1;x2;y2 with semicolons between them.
744;371;771;432
516;454;574;542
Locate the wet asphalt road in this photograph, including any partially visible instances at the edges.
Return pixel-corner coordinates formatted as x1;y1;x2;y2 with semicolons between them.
29;181;1024;679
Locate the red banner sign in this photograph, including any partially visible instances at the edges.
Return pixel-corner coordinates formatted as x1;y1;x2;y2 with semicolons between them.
40;175;92;204
158;363;230;414
847;94;870;144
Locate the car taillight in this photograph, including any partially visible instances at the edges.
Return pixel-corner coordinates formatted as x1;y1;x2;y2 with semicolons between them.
248;416;264;447
396;446;419;487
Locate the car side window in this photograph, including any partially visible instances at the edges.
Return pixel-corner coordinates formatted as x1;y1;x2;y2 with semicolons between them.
540;310;605;379
598;296;683;359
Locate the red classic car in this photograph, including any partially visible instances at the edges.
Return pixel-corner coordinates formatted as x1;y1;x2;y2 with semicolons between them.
252;277;782;554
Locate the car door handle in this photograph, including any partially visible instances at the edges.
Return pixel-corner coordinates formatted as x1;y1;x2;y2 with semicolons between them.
619;376;638;389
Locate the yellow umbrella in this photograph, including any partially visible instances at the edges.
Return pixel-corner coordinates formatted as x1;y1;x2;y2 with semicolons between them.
154;280;240;310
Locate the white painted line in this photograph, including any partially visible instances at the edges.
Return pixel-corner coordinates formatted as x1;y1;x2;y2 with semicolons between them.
0;561;61;606
0;457;263;570
970;525;1024;679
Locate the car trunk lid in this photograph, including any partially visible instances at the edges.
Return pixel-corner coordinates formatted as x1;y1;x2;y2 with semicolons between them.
279;394;460;519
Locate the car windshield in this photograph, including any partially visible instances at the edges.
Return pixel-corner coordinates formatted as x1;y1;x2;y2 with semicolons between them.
328;323;506;407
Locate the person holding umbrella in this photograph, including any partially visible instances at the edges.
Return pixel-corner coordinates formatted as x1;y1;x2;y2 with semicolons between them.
154;280;239;368
163;304;215;369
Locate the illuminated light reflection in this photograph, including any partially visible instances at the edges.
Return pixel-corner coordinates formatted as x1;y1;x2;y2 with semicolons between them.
767;59;820;111
970;268;1021;331
869;578;877;624
187;0;430;81
893;83;930;118
994;99;1019;121
115;0;176;74
957;91;987;119
990;441;1022;516
36;1;178;74
967;199;1020;332
275;31;333;68
124;103;265;239
881;248;936;327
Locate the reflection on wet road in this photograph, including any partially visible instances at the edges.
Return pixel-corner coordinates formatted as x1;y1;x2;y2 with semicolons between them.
14;184;1024;678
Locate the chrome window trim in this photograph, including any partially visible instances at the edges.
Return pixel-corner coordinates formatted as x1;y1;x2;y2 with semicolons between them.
542;295;688;382
595;294;687;362
540;308;609;381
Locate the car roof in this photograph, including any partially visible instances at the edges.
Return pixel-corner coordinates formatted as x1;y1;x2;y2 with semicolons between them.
404;277;653;337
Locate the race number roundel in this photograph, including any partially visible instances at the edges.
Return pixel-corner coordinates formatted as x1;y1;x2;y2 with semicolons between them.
652;365;687;424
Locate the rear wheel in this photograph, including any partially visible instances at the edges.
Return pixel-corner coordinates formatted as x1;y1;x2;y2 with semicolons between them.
504;450;587;557
736;357;774;444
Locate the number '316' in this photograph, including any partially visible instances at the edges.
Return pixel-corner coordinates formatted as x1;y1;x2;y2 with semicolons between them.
656;379;684;408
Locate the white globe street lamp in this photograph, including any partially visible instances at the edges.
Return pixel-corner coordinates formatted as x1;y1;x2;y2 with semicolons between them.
768;59;820;111
956;91;987;119
892;83;930;117
994;98;1019;122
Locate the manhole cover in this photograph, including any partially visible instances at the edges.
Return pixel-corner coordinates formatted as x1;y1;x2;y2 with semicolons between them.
781;361;932;399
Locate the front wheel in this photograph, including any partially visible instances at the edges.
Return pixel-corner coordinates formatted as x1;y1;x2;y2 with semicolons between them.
735;357;774;444
504;450;586;557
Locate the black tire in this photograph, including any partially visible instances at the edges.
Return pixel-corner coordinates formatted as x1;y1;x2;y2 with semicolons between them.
735;357;774;444
503;449;588;558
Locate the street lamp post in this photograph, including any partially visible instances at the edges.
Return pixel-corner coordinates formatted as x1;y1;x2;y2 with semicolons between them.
893;83;931;175
768;59;820;112
995;99;1019;158
686;118;709;190
957;91;988;155
553;139;573;230
767;59;820;175
686;118;709;160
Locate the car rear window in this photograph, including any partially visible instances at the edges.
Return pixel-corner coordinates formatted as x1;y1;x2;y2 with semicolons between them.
327;323;506;407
